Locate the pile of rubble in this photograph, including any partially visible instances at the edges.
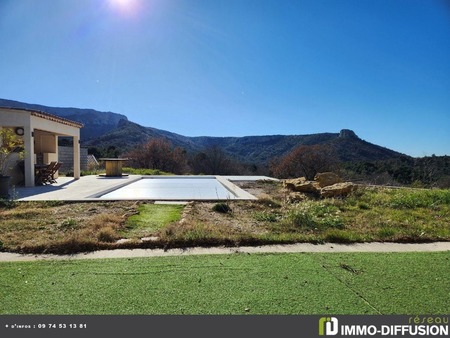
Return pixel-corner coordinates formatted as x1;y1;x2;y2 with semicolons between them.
283;172;356;201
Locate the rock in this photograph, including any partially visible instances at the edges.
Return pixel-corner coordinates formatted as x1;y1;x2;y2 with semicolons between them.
314;172;343;188
320;182;355;198
283;177;307;190
116;238;133;244
339;129;358;139
295;181;320;193
283;178;319;193
141;236;160;242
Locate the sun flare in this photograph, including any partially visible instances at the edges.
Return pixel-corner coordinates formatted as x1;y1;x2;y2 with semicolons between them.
108;0;139;15
110;0;132;6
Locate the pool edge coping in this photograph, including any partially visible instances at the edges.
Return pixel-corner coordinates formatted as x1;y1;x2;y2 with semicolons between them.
94;175;258;201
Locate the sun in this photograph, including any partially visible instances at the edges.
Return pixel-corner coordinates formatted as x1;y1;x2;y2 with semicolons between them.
111;0;132;6
108;0;139;15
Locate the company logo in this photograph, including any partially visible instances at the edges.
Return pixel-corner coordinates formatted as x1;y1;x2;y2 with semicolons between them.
318;316;448;336
319;317;339;336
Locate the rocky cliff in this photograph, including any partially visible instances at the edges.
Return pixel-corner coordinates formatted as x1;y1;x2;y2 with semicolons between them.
0;98;408;166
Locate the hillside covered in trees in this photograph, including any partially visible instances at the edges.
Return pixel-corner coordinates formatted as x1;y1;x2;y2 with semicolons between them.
2;98;449;187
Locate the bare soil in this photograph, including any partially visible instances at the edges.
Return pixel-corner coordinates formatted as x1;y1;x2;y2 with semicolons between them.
182;180;286;235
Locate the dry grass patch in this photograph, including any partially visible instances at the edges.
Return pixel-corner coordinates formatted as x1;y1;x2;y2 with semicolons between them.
183;201;270;236
1;181;449;254
0;201;139;253
175;183;450;245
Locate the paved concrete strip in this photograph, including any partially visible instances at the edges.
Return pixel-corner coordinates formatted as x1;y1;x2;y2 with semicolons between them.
16;175;142;201
0;242;448;262
216;176;258;200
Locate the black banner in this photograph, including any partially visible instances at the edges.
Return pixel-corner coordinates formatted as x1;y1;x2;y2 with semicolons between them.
0;315;448;338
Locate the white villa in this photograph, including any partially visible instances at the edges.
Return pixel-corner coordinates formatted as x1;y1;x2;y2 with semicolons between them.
0;107;83;187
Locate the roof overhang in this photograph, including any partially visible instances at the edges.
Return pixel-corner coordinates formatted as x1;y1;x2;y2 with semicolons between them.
0;107;84;129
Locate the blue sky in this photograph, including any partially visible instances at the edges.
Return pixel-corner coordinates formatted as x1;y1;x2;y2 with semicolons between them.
0;0;449;157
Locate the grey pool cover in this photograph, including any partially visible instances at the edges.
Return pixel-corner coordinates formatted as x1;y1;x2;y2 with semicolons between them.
100;177;239;200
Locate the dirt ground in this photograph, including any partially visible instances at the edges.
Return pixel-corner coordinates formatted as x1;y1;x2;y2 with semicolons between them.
181;180;286;234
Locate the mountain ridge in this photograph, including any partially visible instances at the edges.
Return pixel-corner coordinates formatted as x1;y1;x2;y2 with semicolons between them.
0;98;409;165
0;98;128;141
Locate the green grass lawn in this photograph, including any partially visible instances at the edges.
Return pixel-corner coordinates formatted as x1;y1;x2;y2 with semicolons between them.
0;252;448;315
124;204;184;238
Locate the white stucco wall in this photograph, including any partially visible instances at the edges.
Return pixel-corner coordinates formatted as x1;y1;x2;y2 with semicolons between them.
0;108;82;187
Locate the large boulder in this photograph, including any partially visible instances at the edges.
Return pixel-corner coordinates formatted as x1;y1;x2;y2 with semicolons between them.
284;174;354;199
283;177;307;190
320;182;355;198
283;178;319;193
295;181;320;193
314;172;343;188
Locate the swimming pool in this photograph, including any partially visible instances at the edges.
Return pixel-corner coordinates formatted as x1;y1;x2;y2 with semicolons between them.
99;176;256;200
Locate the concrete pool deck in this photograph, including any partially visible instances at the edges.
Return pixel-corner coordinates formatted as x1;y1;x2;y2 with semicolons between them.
15;175;142;201
14;175;272;201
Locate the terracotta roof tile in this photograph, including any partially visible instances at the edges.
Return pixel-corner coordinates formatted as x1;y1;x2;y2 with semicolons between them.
0;107;84;128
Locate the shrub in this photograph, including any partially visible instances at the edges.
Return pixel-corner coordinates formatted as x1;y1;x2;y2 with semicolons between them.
286;207;316;228
212;203;232;214
256;194;282;208
122;167;172;175
283;200;344;230
0;198;17;208
358;202;370;210
97;227;119;243
60;218;78;229
253;210;281;222
378;226;397;238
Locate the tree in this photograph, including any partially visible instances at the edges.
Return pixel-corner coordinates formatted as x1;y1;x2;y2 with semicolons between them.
190;146;240;175
125;138;188;174
0;128;24;177
270;144;340;179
